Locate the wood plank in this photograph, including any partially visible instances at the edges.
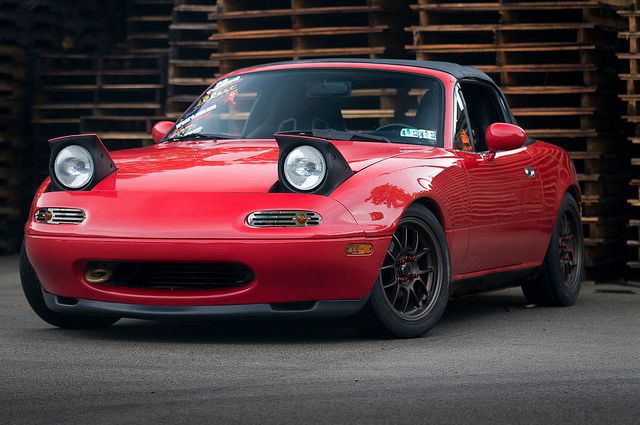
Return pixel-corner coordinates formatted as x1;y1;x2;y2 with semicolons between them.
211;25;387;41
212;5;381;20
411;1;596;12
503;85;596;95
407;42;595;53
511;107;595;117
407;23;594;32
211;47;386;60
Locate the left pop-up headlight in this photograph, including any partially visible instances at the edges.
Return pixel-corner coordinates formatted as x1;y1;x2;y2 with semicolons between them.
275;134;353;196
48;134;116;191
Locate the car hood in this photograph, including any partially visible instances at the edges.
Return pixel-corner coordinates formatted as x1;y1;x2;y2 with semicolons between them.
105;139;427;192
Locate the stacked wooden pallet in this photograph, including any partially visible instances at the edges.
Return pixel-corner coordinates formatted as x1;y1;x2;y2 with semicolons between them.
31;54;167;184
618;0;640;272
127;0;175;54
210;0;411;75
0;46;25;253
407;0;628;271
166;0;219;119
0;0;117;54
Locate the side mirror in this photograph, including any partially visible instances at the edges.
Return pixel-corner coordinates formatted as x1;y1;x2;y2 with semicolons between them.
485;123;526;152
151;121;174;144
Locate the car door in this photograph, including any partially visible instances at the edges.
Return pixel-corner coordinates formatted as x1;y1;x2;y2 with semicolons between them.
452;82;543;274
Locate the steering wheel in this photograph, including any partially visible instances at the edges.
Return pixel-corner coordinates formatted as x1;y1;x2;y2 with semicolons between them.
374;123;416;133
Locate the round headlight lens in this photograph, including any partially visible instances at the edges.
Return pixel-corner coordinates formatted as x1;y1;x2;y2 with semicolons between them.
283;146;326;191
53;145;94;189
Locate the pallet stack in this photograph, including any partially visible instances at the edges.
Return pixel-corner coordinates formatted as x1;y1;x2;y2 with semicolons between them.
210;0;411;75
0;46;25;253
618;0;640;273
0;0;119;54
407;0;628;273
31;54;167;184
166;0;219;119
127;0;175;54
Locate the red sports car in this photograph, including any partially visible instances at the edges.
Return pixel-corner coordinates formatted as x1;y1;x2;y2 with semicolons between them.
21;59;583;338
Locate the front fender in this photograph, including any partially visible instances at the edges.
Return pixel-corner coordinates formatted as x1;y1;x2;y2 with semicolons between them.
330;150;471;277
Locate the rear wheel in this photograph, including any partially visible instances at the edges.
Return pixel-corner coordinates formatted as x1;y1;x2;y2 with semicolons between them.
355;204;450;338
20;243;119;329
521;194;583;306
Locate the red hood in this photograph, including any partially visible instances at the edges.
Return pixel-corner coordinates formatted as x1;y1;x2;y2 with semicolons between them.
106;139;427;192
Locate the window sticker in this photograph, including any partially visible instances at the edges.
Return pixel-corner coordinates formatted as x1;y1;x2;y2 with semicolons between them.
212;75;241;90
175;104;217;130
400;128;437;141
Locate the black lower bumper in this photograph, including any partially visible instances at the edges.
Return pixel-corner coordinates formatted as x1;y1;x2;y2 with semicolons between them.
42;291;368;320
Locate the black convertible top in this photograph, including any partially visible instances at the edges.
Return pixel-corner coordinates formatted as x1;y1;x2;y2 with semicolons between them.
261;58;495;84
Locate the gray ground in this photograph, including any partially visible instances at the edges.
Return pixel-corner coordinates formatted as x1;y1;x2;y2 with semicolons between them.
1;255;639;425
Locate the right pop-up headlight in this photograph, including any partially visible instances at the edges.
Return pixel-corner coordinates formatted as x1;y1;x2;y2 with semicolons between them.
275;134;353;195
53;145;95;189
48;134;116;192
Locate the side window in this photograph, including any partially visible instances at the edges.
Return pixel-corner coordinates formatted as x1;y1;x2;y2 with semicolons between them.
459;81;508;152
453;85;473;152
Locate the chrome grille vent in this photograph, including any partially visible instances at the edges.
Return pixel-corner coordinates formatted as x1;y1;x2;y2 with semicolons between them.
35;208;85;225
247;211;322;228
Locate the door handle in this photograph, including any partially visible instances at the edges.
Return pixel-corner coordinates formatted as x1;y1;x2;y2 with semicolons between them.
524;167;535;178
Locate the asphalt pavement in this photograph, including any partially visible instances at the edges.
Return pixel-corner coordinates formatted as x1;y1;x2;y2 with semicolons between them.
1;255;639;425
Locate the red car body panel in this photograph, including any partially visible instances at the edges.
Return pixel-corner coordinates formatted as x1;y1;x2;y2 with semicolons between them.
24;61;580;310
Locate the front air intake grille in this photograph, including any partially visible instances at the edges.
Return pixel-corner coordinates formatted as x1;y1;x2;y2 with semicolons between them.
247;211;322;227
106;262;254;290
35;208;85;224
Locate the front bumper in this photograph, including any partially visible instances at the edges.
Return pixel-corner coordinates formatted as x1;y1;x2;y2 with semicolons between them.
25;234;389;307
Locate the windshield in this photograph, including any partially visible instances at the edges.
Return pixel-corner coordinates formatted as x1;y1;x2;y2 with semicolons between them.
165;68;445;146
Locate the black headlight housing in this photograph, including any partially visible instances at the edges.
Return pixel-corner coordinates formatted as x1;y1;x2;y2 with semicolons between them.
48;134;117;192
274;133;354;196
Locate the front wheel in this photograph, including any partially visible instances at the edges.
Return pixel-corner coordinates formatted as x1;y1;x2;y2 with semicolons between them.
521;194;583;306
20;243;120;329
355;204;450;338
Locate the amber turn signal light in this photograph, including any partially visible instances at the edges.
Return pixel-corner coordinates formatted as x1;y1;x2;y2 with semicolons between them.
345;243;374;256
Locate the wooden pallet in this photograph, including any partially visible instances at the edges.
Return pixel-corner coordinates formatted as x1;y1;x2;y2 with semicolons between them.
30;54;168;186
618;1;640;274
210;0;412;74
408;0;628;273
167;0;219;119
0;43;25;254
127;0;174;54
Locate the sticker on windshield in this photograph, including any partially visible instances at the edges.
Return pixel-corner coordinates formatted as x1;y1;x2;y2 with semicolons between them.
212;75;241;90
175;104;217;130
400;128;437;141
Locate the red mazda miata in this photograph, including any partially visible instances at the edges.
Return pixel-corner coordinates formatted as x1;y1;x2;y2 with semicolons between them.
21;59;583;338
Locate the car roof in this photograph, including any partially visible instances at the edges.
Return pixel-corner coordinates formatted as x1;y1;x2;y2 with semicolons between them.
258;58;495;84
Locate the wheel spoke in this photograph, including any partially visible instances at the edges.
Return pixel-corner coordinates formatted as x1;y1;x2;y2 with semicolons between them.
412;231;420;254
390;285;400;306
400;287;410;312
403;225;409;249
418;265;434;275
416;248;430;259
383;277;398;289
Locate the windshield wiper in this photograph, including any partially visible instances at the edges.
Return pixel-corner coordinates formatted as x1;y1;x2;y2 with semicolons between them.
277;129;391;143
163;133;235;143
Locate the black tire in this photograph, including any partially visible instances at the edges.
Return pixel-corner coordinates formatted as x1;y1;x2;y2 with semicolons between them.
522;194;583;306
354;204;450;338
20;243;119;329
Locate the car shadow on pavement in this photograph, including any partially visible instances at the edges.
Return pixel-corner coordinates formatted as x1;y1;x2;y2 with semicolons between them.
37;289;530;344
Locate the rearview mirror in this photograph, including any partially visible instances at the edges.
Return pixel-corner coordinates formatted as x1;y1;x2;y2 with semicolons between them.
151;121;174;144
485;123;526;152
